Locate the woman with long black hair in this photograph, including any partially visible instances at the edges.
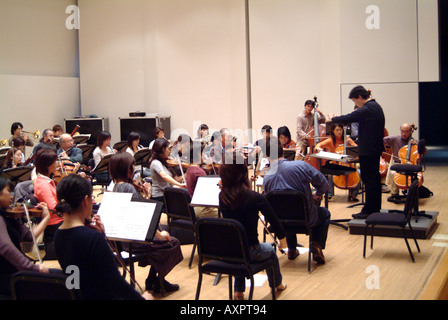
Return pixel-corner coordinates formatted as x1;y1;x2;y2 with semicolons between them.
218;154;287;300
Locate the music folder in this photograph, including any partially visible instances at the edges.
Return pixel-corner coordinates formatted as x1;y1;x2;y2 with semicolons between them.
97;192;163;243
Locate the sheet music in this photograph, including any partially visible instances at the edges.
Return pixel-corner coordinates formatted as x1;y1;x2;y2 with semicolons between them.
97;192;157;242
191;176;221;207
310;151;350;162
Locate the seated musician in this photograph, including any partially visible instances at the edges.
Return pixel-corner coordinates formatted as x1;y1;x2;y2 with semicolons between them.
149;138;186;206
185;141;219;218
8;122;34;148
1;147;24;172
277;126;297;149
170;134;192;164
10;137;26;163
0;178;51;298
109;151;183;293
263;139;330;264
32;128;56;156
210;128;234;164
315;123;360;201
52;124;63;139
92;131;115;183
195;123;211;149
219;153;287;300
296;100;326;154
57;133;83;164
383;123;418;201
125;131;150;178
149;126;167;150
33;148;64;259
53;174;152;300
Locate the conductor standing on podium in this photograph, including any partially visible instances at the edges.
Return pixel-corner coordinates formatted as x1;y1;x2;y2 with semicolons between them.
329;86;385;219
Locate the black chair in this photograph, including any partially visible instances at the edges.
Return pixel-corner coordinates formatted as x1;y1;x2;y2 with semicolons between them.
163;187;197;268
265;190;313;273
195;217;276;300
363;180;421;262
10;270;83;300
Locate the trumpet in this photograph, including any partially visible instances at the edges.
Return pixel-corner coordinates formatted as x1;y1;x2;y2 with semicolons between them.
21;130;40;140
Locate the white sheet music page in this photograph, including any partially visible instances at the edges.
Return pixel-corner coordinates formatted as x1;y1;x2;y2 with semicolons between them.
191;176;221;207
98;192;156;242
313;151;349;162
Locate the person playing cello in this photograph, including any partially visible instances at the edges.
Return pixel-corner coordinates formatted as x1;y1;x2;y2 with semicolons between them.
383;123;418;202
315;123;360;201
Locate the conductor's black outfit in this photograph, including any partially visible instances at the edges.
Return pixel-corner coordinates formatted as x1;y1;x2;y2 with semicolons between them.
332;99;385;217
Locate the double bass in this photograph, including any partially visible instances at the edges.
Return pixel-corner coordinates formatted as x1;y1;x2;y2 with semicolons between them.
393;124;423;189
303;96;328;169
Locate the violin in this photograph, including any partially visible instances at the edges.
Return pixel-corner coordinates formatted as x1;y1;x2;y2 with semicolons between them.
131;178;151;199
166;158;190;169
393;124;423;189
5;205;44;219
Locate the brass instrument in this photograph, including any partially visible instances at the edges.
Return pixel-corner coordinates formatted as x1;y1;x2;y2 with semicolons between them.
21;130;41;140
0;139;8;148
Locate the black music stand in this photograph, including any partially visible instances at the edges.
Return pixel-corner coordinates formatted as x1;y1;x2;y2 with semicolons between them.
98;195;163;288
344;146;365;209
73;135;90;145
0;147;11;156
310;152;355;230
0;154;6;168
283;149;296;161
134;148;152;176
90;154;112;195
76;144;96;165
113;141;128;153
0;166;34;188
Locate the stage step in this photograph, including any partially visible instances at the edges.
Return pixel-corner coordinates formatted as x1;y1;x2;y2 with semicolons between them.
348;211;439;240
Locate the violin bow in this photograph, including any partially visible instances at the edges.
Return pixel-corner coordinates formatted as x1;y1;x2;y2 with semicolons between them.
22;203;43;264
258;214;285;255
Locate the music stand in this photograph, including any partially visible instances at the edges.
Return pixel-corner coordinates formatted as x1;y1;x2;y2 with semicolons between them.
97;193;163;288
73;135;90;145
90;154;112;195
91;154;112;174
346;146;359;159
0;147;11;156
113;141;128;153
0;154;6;168
76;144;96;165
0;166;34;188
134;148;152;176
283;149;296;161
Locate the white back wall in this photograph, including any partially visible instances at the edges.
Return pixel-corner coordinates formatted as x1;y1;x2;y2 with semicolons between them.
78;0;439;143
0;0;80;150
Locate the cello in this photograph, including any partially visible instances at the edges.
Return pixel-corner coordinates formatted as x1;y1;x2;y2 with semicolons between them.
393;124;423;189
379;128;389;177
332;144;360;190
331;126;360;190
